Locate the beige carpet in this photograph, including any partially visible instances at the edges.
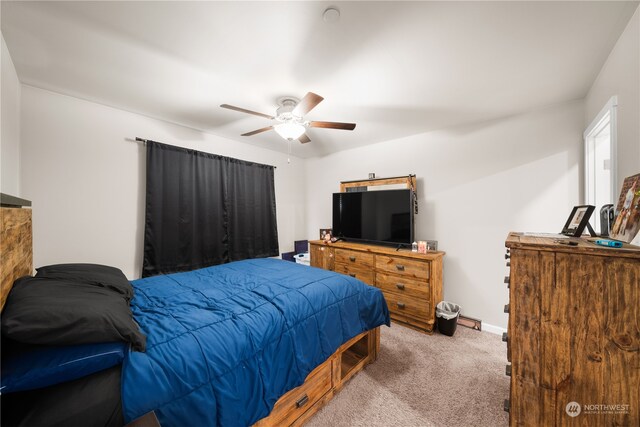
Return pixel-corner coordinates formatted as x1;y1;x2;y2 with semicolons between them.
306;324;510;427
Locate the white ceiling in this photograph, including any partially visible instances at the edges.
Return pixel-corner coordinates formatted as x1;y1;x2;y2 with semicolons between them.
2;1;638;158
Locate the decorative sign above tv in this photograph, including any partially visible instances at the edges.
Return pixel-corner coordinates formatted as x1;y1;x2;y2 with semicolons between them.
332;189;414;247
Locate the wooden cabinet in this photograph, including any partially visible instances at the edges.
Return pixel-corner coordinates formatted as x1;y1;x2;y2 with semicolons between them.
504;233;640;426
309;240;444;333
310;244;334;271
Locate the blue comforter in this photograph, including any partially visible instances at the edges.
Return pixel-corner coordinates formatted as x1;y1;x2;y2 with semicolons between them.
122;258;389;426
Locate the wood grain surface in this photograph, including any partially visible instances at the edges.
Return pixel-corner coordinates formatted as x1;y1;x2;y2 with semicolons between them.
333;262;375;285
339;175;417;193
334;248;374;269
309;240;444;333
376;272;430;300
375;254;429;280
309;244;334;270
506;232;640;426
1;207;33;311
309;240;445;261
253;328;380;427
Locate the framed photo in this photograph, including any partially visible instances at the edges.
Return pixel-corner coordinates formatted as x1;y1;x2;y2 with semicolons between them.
561;205;595;237
610;173;640;243
319;228;332;241
426;240;438;251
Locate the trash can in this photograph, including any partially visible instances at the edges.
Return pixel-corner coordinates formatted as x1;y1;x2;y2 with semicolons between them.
436;301;461;336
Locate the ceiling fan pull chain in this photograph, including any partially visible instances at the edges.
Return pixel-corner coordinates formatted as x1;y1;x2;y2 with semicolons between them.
287;139;292;164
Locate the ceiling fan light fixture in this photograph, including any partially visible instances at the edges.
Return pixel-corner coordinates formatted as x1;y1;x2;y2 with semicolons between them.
274;123;306;140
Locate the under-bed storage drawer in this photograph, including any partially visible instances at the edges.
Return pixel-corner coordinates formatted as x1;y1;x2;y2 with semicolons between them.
255;361;332;427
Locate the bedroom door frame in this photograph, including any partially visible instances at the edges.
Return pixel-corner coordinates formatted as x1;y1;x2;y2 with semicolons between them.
584;95;618;228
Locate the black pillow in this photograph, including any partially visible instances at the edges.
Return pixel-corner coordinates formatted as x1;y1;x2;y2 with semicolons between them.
36;264;133;301
1;276;146;351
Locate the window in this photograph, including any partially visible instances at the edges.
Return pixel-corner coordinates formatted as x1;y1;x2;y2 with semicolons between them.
142;141;279;277
584;96;617;231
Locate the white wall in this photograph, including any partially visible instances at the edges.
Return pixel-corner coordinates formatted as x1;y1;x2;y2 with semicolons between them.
1;33;21;195
306;101;584;329
585;5;640;193
20;85;307;279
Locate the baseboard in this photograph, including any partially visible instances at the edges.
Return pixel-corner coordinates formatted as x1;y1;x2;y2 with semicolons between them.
482;322;507;336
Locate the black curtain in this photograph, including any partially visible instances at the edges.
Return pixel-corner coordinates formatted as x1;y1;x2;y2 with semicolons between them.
142;141;278;277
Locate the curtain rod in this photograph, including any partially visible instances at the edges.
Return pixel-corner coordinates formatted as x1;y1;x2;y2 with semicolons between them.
132;137;277;169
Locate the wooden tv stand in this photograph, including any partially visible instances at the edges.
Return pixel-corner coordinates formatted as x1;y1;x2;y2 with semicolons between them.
310;240;444;333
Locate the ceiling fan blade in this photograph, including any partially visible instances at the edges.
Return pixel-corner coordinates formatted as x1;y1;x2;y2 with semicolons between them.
309;121;356;131
241;126;274;136
293;92;324;117
220;104;274;120
298;133;311;144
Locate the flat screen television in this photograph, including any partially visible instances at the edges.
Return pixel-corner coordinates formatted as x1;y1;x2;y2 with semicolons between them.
332;189;414;246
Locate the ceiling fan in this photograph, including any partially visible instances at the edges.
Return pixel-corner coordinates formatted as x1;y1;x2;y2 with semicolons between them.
220;92;356;144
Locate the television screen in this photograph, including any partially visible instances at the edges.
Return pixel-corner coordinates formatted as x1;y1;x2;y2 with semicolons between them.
332;189;414;245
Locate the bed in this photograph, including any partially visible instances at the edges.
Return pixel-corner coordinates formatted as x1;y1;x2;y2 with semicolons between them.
0;205;390;426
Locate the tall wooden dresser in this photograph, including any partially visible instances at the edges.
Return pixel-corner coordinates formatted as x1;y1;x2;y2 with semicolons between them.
310;240;444;333
504;232;640;426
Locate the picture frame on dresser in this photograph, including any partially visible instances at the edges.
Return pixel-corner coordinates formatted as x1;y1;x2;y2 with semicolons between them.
610;173;640;243
319;228;332;241
561;205;595;237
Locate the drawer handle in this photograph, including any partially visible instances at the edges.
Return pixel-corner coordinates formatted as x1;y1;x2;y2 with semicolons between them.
396;283;405;290
349;273;356;277
296;394;309;408
504;304;510;314
505;364;512;377
397;302;406;309
349;256;356;262
396;264;405;271
502;332;508;343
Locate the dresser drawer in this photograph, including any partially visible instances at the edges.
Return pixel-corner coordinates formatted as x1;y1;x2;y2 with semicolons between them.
376;272;429;300
389;311;432;332
334;249;374;269
381;290;431;320
376;255;429;280
256;360;332;426
334;262;375;285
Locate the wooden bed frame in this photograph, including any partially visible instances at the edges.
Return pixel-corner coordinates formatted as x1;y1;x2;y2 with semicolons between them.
253;327;380;427
0;206;381;427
